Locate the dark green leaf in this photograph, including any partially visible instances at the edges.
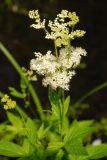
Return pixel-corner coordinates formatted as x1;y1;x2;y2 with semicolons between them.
48;88;60;107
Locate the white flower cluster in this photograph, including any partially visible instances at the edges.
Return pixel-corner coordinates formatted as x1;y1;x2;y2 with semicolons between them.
29;10;45;29
30;47;87;90
57;10;79;26
29;10;87;90
29;10;86;47
45;10;85;47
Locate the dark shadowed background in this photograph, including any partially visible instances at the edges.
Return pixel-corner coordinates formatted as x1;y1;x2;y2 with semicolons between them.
0;0;107;121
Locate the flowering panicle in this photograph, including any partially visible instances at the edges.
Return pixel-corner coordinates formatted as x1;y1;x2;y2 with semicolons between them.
29;10;87;90
29;10;45;29
30;46;87;90
29;10;86;47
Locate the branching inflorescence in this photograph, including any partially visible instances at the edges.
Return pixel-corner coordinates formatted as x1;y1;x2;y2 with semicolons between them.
29;10;87;91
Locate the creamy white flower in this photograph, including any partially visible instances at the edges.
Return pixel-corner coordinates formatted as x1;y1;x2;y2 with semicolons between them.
30;46;86;90
59;46;87;69
71;47;87;68
45;20;68;40
69;30;86;39
29;10;45;29
29;10;87;91
30;51;59;75
42;70;75;90
57;10;79;26
92;139;102;146
30;19;45;29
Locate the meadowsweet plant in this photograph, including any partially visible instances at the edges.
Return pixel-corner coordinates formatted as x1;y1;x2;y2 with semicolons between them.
29;10;86;90
0;10;107;160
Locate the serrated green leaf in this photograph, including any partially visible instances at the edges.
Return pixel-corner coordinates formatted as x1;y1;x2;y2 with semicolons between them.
64;96;70;115
26;118;37;145
65;139;88;156
87;144;107;159
37;124;44;139
64;120;93;144
51;103;60;120
7;112;23;128
22;139;35;156
47;142;64;152
3;132;16;141
62;116;69;135
55;149;64;160
38;124;50;140
0;140;26;157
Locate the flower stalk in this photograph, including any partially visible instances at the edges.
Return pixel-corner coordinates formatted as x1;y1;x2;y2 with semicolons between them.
0;42;44;120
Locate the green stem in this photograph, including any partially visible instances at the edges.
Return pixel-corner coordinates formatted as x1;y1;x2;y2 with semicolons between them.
54;41;58;58
44;29;58;58
59;89;65;139
0;42;44;120
62;89;65;105
73;81;107;107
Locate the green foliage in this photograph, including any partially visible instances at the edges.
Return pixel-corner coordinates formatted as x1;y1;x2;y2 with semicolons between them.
48;88;61;107
25;118;37;145
63;96;70;116
94;118;107;137
0;140;26;157
87;144;107;159
7;112;23;127
0;8;107;159
9;87;26;99
0;83;107;160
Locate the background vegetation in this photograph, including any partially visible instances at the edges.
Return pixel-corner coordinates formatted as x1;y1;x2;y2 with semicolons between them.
0;0;107;144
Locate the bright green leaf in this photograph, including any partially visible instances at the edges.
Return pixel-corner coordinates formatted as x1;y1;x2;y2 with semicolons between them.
78;120;93;128
47;142;64;152
7;112;23;128
64;120;93;144
65;139;88;156
22;139;35;156
87;144;107;159
38;123;50;140
0;140;26;157
64;96;70;115
26;118;37;145
51;103;60;120
55;149;64;160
